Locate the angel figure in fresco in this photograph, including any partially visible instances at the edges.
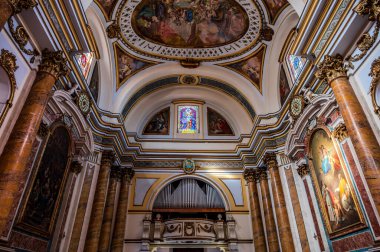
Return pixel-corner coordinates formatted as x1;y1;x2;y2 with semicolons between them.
242;56;261;84
322;183;344;225
119;54;133;80
319;145;342;175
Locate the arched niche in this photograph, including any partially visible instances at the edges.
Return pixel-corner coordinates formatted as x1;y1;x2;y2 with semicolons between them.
0;50;17;127
17;123;74;237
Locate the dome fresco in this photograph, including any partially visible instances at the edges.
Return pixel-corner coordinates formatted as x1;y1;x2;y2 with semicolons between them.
132;0;249;48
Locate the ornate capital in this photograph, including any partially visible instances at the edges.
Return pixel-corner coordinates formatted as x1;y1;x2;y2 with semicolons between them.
107;22;120;39
121;168;135;184
0;49;18;76
243;168;255;183
38;49;69;80
7;0;37;14
257;167;268;181
297;164;310;178
332;123;348;142
263;152;277;170
110;165;122;180
101;150;115;165
71;160;83;174
315;54;348;84
354;0;380;21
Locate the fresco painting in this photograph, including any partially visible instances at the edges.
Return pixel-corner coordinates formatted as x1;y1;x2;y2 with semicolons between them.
263;0;288;22
310;129;364;235
133;0;249;48
279;65;290;105
225;46;264;90
116;45;154;89
207;108;233;135
143;107;170;135
97;0;118;17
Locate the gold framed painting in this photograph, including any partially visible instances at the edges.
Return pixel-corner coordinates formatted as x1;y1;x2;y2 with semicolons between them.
307;127;366;238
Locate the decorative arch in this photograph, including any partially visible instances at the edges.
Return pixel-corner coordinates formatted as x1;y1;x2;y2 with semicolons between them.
148;174;232;211
17;123;74;236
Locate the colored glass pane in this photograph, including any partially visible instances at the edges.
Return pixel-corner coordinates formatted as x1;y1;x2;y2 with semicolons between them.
75;52;94;79
178;105;199;134
287;55;305;82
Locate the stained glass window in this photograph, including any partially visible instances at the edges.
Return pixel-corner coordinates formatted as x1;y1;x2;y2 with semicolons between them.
75;52;94;79
178;105;199;134
287;55;305;82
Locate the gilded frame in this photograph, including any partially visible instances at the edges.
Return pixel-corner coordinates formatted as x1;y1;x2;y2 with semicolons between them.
305;125;366;238
16;122;74;238
0;50;17;128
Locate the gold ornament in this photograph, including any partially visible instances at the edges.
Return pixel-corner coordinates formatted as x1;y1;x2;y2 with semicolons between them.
315;54;348;84
370;57;380;115
38;49;69;80
332;123;349;142
297;164;310;178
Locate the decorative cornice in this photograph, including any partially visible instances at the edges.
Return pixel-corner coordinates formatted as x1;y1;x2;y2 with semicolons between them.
7;0;37;14
297;164;310;178
354;0;380;21
70;160;83;174
38;49;69;80
370;57;380;115
315;54;348;84
106;22;120;39
263;152;277;170
332;123;348;142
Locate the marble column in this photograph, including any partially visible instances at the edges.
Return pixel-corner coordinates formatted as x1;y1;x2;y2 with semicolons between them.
0;0;37;30
316;55;380;216
0;49;68;236
98;166;120;252
111;168;134;252
265;153;295;251
243;168;267;252
259;167;280;252
84;151;113;252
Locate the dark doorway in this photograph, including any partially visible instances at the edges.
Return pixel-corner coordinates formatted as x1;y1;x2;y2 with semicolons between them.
173;249;204;252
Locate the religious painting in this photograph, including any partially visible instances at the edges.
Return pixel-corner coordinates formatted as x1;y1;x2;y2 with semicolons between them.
177;105;199;134
133;0;249;48
309;129;365;237
19;126;71;236
143;107;170;135
263;0;288;23
89;62;99;103
207;108;233;135
75;52;94;79
279;65;290;106
221;45;265;92
96;0;118;19
115;44;155;90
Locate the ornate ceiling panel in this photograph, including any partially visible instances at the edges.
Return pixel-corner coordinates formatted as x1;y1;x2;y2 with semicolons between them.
117;0;263;61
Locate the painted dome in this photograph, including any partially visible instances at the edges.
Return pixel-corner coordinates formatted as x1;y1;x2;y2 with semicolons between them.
118;0;262;61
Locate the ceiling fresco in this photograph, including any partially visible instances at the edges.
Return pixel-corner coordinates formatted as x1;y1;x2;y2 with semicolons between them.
95;0;118;20
133;0;249;48
117;0;262;61
114;43;158;90
219;45;265;92
262;0;289;23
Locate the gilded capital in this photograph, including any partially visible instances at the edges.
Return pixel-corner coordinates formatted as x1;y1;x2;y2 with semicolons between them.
7;0;37;14
71;160;83;174
110;165;122;180
101;150;115;165
121;168;135;184
38;49;69;80
332;123;348;142
263;152;277;170
297;164;310;178
354;0;380;21
258;167;268;181
107;22;120;39
315;54;348;84
0;49;18;76
243;168;255;183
